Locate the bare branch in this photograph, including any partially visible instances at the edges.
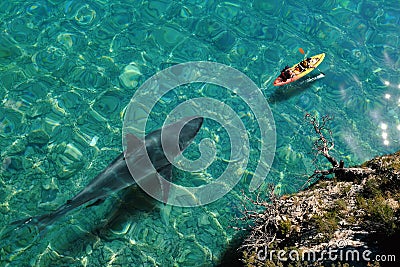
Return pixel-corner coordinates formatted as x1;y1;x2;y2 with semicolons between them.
236;185;280;255
304;113;375;185
305;113;339;169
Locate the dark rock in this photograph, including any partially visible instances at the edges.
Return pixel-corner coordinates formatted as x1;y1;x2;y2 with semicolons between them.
27;129;50;145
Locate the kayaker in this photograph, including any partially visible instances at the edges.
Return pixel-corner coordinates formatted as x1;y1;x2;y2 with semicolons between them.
279;66;294;81
298;57;313;72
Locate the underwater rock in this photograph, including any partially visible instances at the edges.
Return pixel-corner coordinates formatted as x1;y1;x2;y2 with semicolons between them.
3;156;23;172
0;188;7;203
7;138;27;155
56;32;88;50
172;37;210;61
32;46;66;72
55;158;84;180
41;188;58;203
212;30;236;52
0;109;25;136
195;18;224;40
1;157;12;172
0;33;22;62
51;142;85;180
27;129;50;145
119;63;142;89
92;92;122;119
153;25;185;49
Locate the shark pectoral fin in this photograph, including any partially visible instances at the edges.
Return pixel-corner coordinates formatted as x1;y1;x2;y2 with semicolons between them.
86;198;105;208
158;165;172;205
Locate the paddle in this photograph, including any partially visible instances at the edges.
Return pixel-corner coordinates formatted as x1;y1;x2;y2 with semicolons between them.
299;48;305;59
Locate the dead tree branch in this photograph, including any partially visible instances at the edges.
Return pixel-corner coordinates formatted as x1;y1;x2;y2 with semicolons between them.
305;113;338;168
236;184;279;255
304;113;374;185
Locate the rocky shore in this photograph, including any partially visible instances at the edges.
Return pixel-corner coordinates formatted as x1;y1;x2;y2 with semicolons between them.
239;151;400;267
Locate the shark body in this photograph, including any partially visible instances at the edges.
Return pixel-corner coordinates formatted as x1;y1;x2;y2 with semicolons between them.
16;117;203;231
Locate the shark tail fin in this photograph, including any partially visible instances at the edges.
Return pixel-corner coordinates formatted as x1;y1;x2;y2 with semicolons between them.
2;210;65;243
1;201;81;261
0;214;52;262
10;213;55;233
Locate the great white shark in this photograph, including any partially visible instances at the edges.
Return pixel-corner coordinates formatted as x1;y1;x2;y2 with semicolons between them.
13;116;203;232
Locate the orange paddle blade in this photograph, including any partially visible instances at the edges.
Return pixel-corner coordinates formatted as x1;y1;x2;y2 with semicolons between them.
299;48;305;55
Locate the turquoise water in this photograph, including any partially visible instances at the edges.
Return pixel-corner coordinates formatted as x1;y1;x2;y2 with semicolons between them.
1;0;399;266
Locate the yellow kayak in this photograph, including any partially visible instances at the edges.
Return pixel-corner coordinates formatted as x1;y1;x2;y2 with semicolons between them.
273;53;325;86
